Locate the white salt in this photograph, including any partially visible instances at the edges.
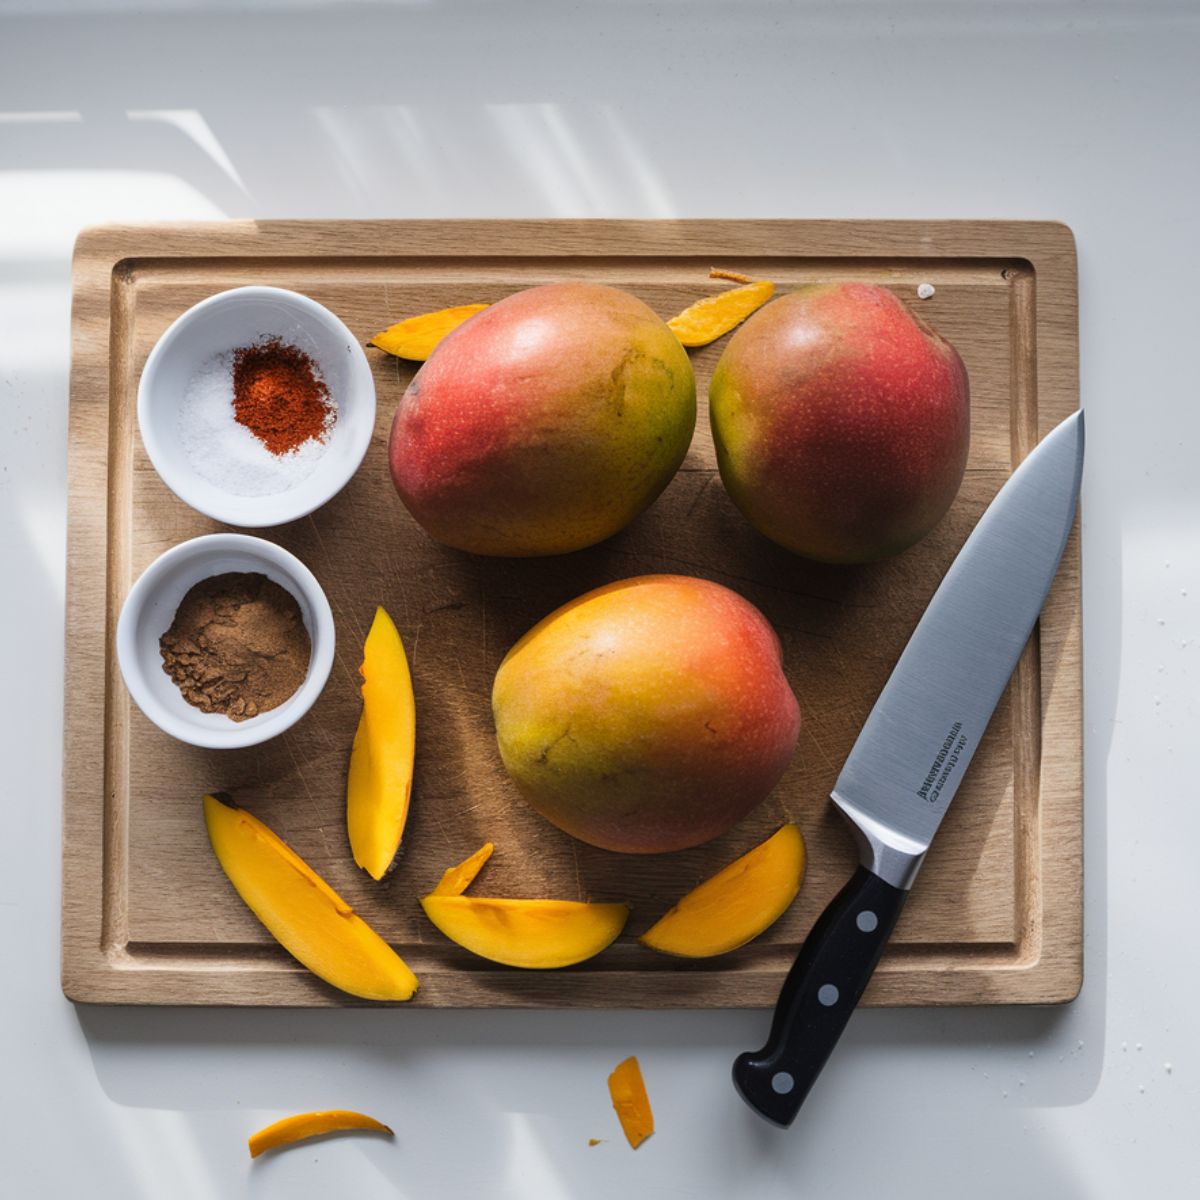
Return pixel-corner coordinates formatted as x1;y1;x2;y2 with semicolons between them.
917;282;936;300
178;350;335;497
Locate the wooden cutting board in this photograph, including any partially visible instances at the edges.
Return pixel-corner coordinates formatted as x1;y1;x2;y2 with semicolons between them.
62;220;1081;1007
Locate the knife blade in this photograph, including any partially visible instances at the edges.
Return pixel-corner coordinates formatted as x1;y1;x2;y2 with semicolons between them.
733;409;1084;1127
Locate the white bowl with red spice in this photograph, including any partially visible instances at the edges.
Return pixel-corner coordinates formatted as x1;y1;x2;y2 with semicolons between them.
116;533;336;749
137;286;376;527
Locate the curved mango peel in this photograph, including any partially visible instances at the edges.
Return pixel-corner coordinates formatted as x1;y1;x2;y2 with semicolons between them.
248;1110;393;1158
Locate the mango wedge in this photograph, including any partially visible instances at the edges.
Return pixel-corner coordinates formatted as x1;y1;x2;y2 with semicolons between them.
203;794;418;1001
347;607;416;881
608;1056;654;1149
639;824;805;958
667;279;775;347
420;894;629;969
248;1110;393;1159
430;842;495;896
370;304;488;361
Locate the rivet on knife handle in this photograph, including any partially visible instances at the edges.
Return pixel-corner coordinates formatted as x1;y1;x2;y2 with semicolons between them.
732;866;906;1126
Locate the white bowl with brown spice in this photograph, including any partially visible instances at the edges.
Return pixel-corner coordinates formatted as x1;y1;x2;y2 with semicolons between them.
137;286;376;527
116;533;335;749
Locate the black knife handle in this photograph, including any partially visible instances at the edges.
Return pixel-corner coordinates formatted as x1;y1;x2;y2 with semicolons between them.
733;865;907;1127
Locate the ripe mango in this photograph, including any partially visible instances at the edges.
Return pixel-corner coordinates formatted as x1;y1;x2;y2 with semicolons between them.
710;283;969;563
388;283;696;557
492;575;800;854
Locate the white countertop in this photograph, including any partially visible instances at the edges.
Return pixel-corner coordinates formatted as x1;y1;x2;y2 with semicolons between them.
2;1;1197;1195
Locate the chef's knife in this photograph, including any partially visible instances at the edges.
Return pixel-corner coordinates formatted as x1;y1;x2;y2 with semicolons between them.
733;409;1085;1127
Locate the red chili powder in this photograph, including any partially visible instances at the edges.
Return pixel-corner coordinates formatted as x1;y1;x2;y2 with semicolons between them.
232;339;335;455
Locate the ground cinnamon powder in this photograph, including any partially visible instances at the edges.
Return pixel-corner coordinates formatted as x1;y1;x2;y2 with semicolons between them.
159;572;311;722
232;338;334;455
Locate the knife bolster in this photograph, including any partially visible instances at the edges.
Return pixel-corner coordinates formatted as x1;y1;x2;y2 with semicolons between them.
831;791;927;891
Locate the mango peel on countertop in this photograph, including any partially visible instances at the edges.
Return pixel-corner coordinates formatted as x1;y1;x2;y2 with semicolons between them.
347;606;416;881
608;1056;654;1149
369;304;488;360
203;793;418;1002
420;844;629;969
248;1110;393;1158
667;274;775;347
639;824;806;957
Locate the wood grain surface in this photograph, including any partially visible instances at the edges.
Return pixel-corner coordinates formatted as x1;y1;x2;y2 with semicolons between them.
62;220;1081;1007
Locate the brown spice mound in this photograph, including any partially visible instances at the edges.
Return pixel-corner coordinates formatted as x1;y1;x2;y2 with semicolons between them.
159;572;311;722
232;338;334;456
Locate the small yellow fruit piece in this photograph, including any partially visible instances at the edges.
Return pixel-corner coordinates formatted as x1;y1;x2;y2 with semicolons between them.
639;824;806;958
420;894;629;969
667;279;775;347
203;794;418;1001
608;1056;654;1149
347;607;416;881
709;267;755;284
430;842;495;896
248;1109;393;1159
369;304;488;361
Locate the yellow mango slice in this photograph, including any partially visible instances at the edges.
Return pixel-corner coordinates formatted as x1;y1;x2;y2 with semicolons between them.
639;824;806;958
347;607;416;881
608;1056;654;1149
431;842;495;896
420;894;629;969
203;793;418;1001
248;1110;393;1159
369;304;488;361
667;279;775;347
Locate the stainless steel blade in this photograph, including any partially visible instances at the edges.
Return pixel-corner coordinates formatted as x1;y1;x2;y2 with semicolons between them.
831;410;1084;889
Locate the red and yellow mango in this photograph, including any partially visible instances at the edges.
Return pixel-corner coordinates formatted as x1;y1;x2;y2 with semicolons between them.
710;283;969;563
388;282;696;557
492;575;801;854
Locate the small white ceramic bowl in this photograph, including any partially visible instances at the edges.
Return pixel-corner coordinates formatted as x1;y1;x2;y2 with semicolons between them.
117;533;336;749
138;286;376;527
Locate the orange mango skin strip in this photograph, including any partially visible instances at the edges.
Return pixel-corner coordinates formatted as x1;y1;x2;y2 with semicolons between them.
608;1056;654;1148
248;1110;393;1158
